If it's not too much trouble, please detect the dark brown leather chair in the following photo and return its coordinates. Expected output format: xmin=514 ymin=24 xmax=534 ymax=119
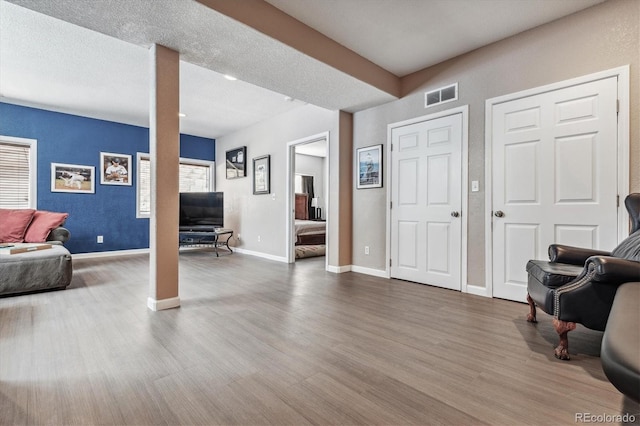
xmin=525 ymin=193 xmax=640 ymax=360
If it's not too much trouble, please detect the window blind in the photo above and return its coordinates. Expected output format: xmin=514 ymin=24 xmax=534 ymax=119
xmin=138 ymin=158 xmax=152 ymax=215
xmin=137 ymin=157 xmax=212 ymax=216
xmin=179 ymin=163 xmax=210 ymax=192
xmin=0 ymin=142 xmax=31 ymax=208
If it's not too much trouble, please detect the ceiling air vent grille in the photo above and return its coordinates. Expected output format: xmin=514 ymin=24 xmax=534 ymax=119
xmin=425 ymin=83 xmax=458 ymax=108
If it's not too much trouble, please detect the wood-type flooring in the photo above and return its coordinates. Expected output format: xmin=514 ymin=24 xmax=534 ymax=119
xmin=1 ymin=250 xmax=638 ymax=425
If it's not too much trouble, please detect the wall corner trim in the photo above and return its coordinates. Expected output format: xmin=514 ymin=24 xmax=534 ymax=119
xmin=72 ymin=248 xmax=150 ymax=259
xmin=350 ymin=265 xmax=389 ymax=278
xmin=327 ymin=264 xmax=351 ymax=274
xmin=147 ymin=296 xmax=180 ymax=311
xmin=465 ymin=284 xmax=490 ymax=298
xmin=233 ymin=247 xmax=288 ymax=263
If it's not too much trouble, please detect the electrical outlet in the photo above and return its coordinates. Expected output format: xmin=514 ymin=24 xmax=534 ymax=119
xmin=97 ymin=235 xmax=104 ymax=243
xmin=258 ymin=235 xmax=261 ymax=242
xmin=364 ymin=246 xmax=370 ymax=255
xmin=471 ymin=180 xmax=479 ymax=192
xmin=237 ymin=234 xmax=241 ymax=242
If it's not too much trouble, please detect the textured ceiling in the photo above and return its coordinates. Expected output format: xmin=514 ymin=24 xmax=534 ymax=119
xmin=265 ymin=0 xmax=606 ymax=76
xmin=1 ymin=0 xmax=605 ymax=139
xmin=0 ymin=1 xmax=312 ymax=138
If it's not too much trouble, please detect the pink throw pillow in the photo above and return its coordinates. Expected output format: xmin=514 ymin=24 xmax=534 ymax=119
xmin=23 ymin=210 xmax=69 ymax=243
xmin=0 ymin=209 xmax=36 ymax=242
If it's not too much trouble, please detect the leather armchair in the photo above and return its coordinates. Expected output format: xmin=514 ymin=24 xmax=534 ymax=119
xmin=526 ymin=193 xmax=640 ymax=360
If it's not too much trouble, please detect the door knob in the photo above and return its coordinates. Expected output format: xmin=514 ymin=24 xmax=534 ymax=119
xmin=451 ymin=211 xmax=460 ymax=218
xmin=494 ymin=210 xmax=505 ymax=218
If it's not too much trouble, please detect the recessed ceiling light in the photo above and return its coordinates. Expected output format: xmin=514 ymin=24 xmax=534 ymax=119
xmin=178 ymin=113 xmax=187 ymax=117
xmin=224 ymin=75 xmax=237 ymax=81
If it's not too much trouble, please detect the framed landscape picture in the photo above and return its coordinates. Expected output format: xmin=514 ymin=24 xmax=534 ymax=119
xmin=51 ymin=163 xmax=95 ymax=193
xmin=226 ymin=146 xmax=246 ymax=179
xmin=356 ymin=144 xmax=382 ymax=189
xmin=100 ymin=152 xmax=131 ymax=185
xmin=253 ymin=155 xmax=270 ymax=195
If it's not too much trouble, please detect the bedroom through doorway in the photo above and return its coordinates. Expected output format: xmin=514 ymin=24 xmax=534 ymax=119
xmin=287 ymin=134 xmax=328 ymax=264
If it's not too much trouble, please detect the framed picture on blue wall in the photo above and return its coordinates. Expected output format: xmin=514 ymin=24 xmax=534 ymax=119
xmin=51 ymin=163 xmax=95 ymax=194
xmin=100 ymin=152 xmax=132 ymax=186
xmin=356 ymin=144 xmax=382 ymax=189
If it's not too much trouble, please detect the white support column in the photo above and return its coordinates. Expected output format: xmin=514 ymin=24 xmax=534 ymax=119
xmin=147 ymin=44 xmax=180 ymax=311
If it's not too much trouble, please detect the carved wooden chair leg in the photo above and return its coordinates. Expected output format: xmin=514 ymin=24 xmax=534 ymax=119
xmin=552 ymin=318 xmax=576 ymax=360
xmin=526 ymin=293 xmax=537 ymax=323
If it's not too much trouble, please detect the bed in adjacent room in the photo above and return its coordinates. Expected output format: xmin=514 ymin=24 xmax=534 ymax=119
xmin=294 ymin=219 xmax=326 ymax=245
xmin=295 ymin=193 xmax=326 ymax=258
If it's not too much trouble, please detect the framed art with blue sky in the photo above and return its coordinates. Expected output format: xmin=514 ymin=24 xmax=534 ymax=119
xmin=356 ymin=144 xmax=382 ymax=189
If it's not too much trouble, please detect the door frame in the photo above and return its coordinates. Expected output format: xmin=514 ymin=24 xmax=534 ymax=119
xmin=484 ymin=65 xmax=630 ymax=298
xmin=286 ymin=131 xmax=330 ymax=267
xmin=386 ymin=105 xmax=469 ymax=292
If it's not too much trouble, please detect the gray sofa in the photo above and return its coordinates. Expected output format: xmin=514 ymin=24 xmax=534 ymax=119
xmin=0 ymin=226 xmax=73 ymax=297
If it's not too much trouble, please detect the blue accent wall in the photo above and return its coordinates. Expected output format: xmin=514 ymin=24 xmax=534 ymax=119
xmin=0 ymin=102 xmax=215 ymax=254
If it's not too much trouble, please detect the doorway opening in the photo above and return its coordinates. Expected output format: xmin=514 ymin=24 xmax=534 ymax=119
xmin=286 ymin=132 xmax=329 ymax=266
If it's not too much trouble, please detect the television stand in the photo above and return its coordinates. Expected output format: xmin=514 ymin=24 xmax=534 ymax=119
xmin=178 ymin=228 xmax=233 ymax=257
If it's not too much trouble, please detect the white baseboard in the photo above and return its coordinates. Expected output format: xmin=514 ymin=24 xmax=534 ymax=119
xmin=233 ymin=247 xmax=288 ymax=263
xmin=147 ymin=296 xmax=180 ymax=311
xmin=326 ymin=264 xmax=351 ymax=273
xmin=72 ymin=247 xmax=289 ymax=263
xmin=465 ymin=284 xmax=490 ymax=297
xmin=72 ymin=248 xmax=150 ymax=259
xmin=350 ymin=265 xmax=389 ymax=278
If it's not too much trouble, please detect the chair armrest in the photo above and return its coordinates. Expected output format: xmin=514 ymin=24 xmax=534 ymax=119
xmin=586 ymin=256 xmax=640 ymax=283
xmin=47 ymin=227 xmax=71 ymax=244
xmin=549 ymin=244 xmax=611 ymax=265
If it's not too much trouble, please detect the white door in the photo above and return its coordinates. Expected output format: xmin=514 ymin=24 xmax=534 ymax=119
xmin=391 ymin=113 xmax=462 ymax=290
xmin=491 ymin=76 xmax=619 ymax=302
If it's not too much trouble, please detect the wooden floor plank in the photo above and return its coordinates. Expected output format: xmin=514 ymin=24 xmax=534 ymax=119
xmin=0 ymin=251 xmax=637 ymax=425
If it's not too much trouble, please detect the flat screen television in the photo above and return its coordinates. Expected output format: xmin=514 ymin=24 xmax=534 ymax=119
xmin=179 ymin=192 xmax=224 ymax=231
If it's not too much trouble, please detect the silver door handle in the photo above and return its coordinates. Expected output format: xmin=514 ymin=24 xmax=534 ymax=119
xmin=494 ymin=210 xmax=504 ymax=218
xmin=451 ymin=211 xmax=460 ymax=218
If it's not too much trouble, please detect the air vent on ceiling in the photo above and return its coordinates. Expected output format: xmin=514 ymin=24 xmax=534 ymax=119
xmin=425 ymin=83 xmax=458 ymax=108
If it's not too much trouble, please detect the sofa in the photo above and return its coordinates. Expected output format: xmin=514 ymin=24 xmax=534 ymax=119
xmin=0 ymin=209 xmax=73 ymax=296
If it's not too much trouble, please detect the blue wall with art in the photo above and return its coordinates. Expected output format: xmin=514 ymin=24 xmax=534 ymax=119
xmin=0 ymin=102 xmax=215 ymax=254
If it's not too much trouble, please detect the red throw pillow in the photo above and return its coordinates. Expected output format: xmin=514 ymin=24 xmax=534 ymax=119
xmin=23 ymin=210 xmax=69 ymax=243
xmin=0 ymin=209 xmax=36 ymax=242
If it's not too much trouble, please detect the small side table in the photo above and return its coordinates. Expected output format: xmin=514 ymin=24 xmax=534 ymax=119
xmin=212 ymin=228 xmax=233 ymax=256
xmin=178 ymin=228 xmax=234 ymax=257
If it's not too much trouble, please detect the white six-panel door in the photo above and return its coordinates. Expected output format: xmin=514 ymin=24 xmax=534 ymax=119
xmin=391 ymin=113 xmax=462 ymax=290
xmin=491 ymin=76 xmax=619 ymax=302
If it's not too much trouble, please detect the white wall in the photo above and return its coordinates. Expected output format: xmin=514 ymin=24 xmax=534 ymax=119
xmin=351 ymin=0 xmax=639 ymax=284
xmin=216 ymin=104 xmax=338 ymax=260
xmin=295 ymin=152 xmax=326 ymax=219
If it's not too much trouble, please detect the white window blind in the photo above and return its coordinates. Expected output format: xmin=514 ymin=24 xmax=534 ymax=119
xmin=138 ymin=157 xmax=152 ymax=216
xmin=179 ymin=163 xmax=211 ymax=192
xmin=0 ymin=141 xmax=32 ymax=208
xmin=137 ymin=155 xmax=214 ymax=217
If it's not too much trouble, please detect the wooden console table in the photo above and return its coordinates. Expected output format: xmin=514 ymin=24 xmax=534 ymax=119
xmin=178 ymin=228 xmax=233 ymax=257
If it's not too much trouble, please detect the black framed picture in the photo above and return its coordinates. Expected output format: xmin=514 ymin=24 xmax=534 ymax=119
xmin=253 ymin=155 xmax=270 ymax=195
xmin=226 ymin=146 xmax=246 ymax=179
